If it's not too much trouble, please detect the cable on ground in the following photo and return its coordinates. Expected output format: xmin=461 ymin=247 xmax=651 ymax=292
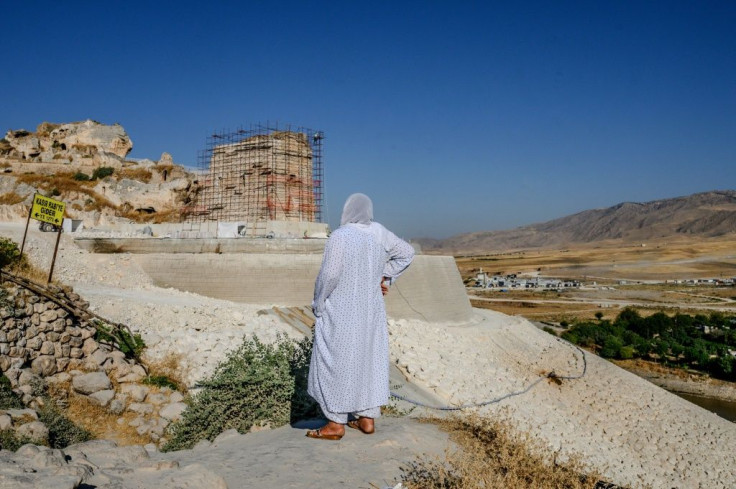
xmin=390 ymin=337 xmax=587 ymax=410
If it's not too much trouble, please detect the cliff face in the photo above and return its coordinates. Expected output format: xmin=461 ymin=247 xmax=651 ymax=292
xmin=0 ymin=120 xmax=195 ymax=226
xmin=2 ymin=120 xmax=133 ymax=168
xmin=416 ymin=190 xmax=736 ymax=255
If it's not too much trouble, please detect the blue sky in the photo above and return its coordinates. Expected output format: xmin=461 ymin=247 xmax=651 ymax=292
xmin=1 ymin=1 xmax=734 ymax=239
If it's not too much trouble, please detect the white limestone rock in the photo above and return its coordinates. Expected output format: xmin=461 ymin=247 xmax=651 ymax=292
xmin=120 ymin=383 xmax=149 ymax=402
xmin=72 ymin=371 xmax=112 ymax=395
xmin=16 ymin=421 xmax=49 ymax=445
xmin=159 ymin=402 xmax=187 ymax=422
xmin=88 ymin=389 xmax=116 ymax=407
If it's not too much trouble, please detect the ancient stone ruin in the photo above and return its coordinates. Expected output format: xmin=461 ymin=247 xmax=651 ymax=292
xmin=186 ymin=126 xmax=324 ymax=227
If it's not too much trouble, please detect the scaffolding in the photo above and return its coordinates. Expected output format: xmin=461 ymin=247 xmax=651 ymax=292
xmin=185 ymin=123 xmax=324 ymax=235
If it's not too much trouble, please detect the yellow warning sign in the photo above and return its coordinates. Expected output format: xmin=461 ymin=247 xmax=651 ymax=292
xmin=31 ymin=194 xmax=66 ymax=226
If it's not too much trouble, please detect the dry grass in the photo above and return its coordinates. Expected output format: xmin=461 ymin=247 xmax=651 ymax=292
xmin=145 ymin=353 xmax=189 ymax=394
xmin=64 ymin=392 xmax=150 ymax=446
xmin=0 ymin=191 xmax=26 ymax=205
xmin=7 ymin=259 xmax=52 ymax=284
xmin=402 ymin=415 xmax=605 ymax=489
xmin=153 ymin=163 xmax=174 ymax=175
xmin=119 ymin=206 xmax=183 ymax=224
xmin=118 ymin=167 xmax=153 ymax=183
xmin=456 ymin=236 xmax=736 ymax=282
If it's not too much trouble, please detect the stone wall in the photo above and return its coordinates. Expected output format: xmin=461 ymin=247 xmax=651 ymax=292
xmin=0 ymin=281 xmax=186 ymax=447
xmin=0 ymin=283 xmax=97 ymax=378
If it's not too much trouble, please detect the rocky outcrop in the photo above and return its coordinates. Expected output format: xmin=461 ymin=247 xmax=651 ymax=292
xmin=0 ymin=441 xmax=227 ymax=489
xmin=3 ymin=120 xmax=132 ymax=167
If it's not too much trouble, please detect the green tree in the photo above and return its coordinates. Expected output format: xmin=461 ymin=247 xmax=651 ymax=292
xmin=600 ymin=335 xmax=624 ymax=359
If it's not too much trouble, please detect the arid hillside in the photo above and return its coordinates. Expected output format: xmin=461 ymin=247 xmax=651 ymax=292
xmin=417 ymin=190 xmax=736 ymax=255
xmin=0 ymin=120 xmax=197 ymax=225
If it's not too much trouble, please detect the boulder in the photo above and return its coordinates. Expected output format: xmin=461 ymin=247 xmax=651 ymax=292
xmin=5 ymin=408 xmax=39 ymax=421
xmin=89 ymin=389 xmax=116 ymax=407
xmin=120 ymin=384 xmax=149 ymax=402
xmin=159 ymin=402 xmax=187 ymax=422
xmin=16 ymin=421 xmax=49 ymax=445
xmin=31 ymin=355 xmax=57 ymax=376
xmin=72 ymin=371 xmax=112 ymax=395
xmin=159 ymin=152 xmax=174 ymax=165
xmin=127 ymin=403 xmax=154 ymax=415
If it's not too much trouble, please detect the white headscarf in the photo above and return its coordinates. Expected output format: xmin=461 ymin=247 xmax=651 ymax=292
xmin=340 ymin=193 xmax=373 ymax=226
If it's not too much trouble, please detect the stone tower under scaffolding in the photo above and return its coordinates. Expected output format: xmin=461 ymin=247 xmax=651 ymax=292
xmin=185 ymin=124 xmax=324 ymax=236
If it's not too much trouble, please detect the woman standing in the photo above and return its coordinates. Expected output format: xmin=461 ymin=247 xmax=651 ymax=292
xmin=306 ymin=193 xmax=414 ymax=440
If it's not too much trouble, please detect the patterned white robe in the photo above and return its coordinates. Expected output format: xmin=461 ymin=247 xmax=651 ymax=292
xmin=307 ymin=222 xmax=414 ymax=415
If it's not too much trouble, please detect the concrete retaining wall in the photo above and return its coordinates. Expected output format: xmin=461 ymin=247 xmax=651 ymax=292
xmin=75 ymin=237 xmax=326 ymax=254
xmin=134 ymin=254 xmax=473 ymax=323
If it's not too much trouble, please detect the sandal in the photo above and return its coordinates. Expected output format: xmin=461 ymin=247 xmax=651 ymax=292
xmin=347 ymin=419 xmax=375 ymax=434
xmin=305 ymin=428 xmax=343 ymax=441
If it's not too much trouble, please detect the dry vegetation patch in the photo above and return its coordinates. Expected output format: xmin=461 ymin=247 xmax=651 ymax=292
xmin=0 ymin=191 xmax=26 ymax=205
xmin=144 ymin=353 xmax=189 ymax=393
xmin=402 ymin=415 xmax=606 ymax=489
xmin=118 ymin=167 xmax=153 ymax=183
xmin=65 ymin=393 xmax=149 ymax=446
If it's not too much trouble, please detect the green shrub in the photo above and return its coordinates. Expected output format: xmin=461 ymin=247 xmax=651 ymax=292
xmin=619 ymin=346 xmax=636 ymax=360
xmin=542 ymin=326 xmax=558 ymax=336
xmin=94 ymin=321 xmax=145 ymax=359
xmin=0 ymin=238 xmax=21 ymax=270
xmin=38 ymin=402 xmax=92 ymax=448
xmin=91 ymin=166 xmax=114 ymax=180
xmin=162 ymin=335 xmax=318 ymax=452
xmin=73 ymin=172 xmax=91 ymax=181
xmin=0 ymin=430 xmax=33 ymax=451
xmin=143 ymin=375 xmax=179 ymax=391
xmin=0 ymin=375 xmax=23 ymax=409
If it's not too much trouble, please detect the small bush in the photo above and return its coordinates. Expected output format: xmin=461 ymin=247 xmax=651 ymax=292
xmin=38 ymin=402 xmax=92 ymax=448
xmin=162 ymin=335 xmax=318 ymax=452
xmin=143 ymin=375 xmax=179 ymax=391
xmin=91 ymin=166 xmax=114 ymax=180
xmin=0 ymin=375 xmax=24 ymax=409
xmin=73 ymin=172 xmax=91 ymax=181
xmin=0 ymin=430 xmax=33 ymax=451
xmin=542 ymin=326 xmax=558 ymax=336
xmin=94 ymin=321 xmax=145 ymax=359
xmin=0 ymin=238 xmax=22 ymax=270
xmin=619 ymin=346 xmax=636 ymax=360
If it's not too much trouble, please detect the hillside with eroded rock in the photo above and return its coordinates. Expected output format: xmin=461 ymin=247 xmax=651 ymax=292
xmin=0 ymin=120 xmax=197 ymax=226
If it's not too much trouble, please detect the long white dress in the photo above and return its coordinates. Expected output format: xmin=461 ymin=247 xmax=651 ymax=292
xmin=307 ymin=221 xmax=414 ymax=417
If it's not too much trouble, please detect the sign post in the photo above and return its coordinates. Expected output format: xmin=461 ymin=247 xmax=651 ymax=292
xmin=26 ymin=194 xmax=66 ymax=284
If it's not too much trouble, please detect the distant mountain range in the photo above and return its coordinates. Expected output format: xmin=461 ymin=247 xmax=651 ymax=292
xmin=415 ymin=190 xmax=736 ymax=255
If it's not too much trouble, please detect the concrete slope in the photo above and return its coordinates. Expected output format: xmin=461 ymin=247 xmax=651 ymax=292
xmin=135 ymin=253 xmax=474 ymax=323
xmin=389 ymin=309 xmax=736 ymax=489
